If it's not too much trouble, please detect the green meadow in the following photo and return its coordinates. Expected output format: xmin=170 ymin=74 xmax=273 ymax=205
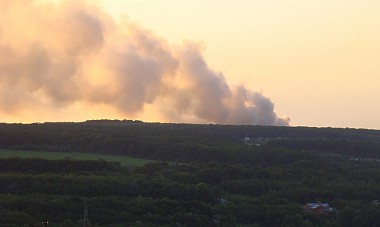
xmin=0 ymin=149 xmax=154 ymax=166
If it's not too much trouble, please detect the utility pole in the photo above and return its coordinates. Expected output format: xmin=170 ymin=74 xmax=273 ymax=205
xmin=83 ymin=203 xmax=89 ymax=227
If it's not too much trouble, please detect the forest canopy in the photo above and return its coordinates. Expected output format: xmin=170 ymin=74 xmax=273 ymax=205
xmin=1 ymin=120 xmax=380 ymax=226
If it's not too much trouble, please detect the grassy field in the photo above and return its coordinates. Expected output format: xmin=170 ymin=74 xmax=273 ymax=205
xmin=0 ymin=149 xmax=154 ymax=166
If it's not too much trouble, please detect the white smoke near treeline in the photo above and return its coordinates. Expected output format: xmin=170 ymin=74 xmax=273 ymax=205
xmin=0 ymin=0 xmax=289 ymax=126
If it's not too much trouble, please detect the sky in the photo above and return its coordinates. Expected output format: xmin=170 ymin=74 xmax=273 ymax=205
xmin=1 ymin=0 xmax=379 ymax=129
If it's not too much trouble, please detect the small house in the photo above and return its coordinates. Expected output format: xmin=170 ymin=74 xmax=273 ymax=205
xmin=303 ymin=202 xmax=334 ymax=215
xmin=371 ymin=200 xmax=380 ymax=206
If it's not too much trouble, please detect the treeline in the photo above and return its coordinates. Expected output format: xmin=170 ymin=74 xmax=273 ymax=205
xmin=0 ymin=157 xmax=122 ymax=173
xmin=268 ymin=139 xmax=380 ymax=159
xmin=1 ymin=120 xmax=380 ymax=164
xmin=3 ymin=158 xmax=380 ymax=225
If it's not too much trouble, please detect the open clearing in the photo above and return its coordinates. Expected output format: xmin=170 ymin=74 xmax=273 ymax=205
xmin=0 ymin=149 xmax=154 ymax=166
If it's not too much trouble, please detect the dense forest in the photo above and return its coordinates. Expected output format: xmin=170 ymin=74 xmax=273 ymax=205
xmin=1 ymin=120 xmax=380 ymax=226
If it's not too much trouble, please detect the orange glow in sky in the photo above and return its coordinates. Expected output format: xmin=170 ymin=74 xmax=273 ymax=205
xmin=1 ymin=0 xmax=380 ymax=129
xmin=98 ymin=0 xmax=380 ymax=129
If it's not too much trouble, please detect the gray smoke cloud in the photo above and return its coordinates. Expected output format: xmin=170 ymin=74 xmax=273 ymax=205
xmin=0 ymin=0 xmax=289 ymax=126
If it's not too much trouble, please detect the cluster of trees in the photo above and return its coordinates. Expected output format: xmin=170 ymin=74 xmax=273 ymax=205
xmin=2 ymin=120 xmax=380 ymax=225
xmin=0 ymin=157 xmax=122 ymax=173
xmin=268 ymin=138 xmax=380 ymax=159
xmin=0 ymin=120 xmax=380 ymax=163
xmin=2 ymin=157 xmax=380 ymax=225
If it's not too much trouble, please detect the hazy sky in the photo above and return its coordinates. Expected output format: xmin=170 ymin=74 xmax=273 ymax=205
xmin=97 ymin=0 xmax=380 ymax=129
xmin=1 ymin=0 xmax=379 ymax=129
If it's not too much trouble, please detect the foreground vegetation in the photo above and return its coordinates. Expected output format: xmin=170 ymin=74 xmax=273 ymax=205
xmin=1 ymin=120 xmax=380 ymax=226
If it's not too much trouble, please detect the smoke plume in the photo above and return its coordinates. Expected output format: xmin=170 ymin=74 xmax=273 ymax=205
xmin=0 ymin=0 xmax=289 ymax=126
